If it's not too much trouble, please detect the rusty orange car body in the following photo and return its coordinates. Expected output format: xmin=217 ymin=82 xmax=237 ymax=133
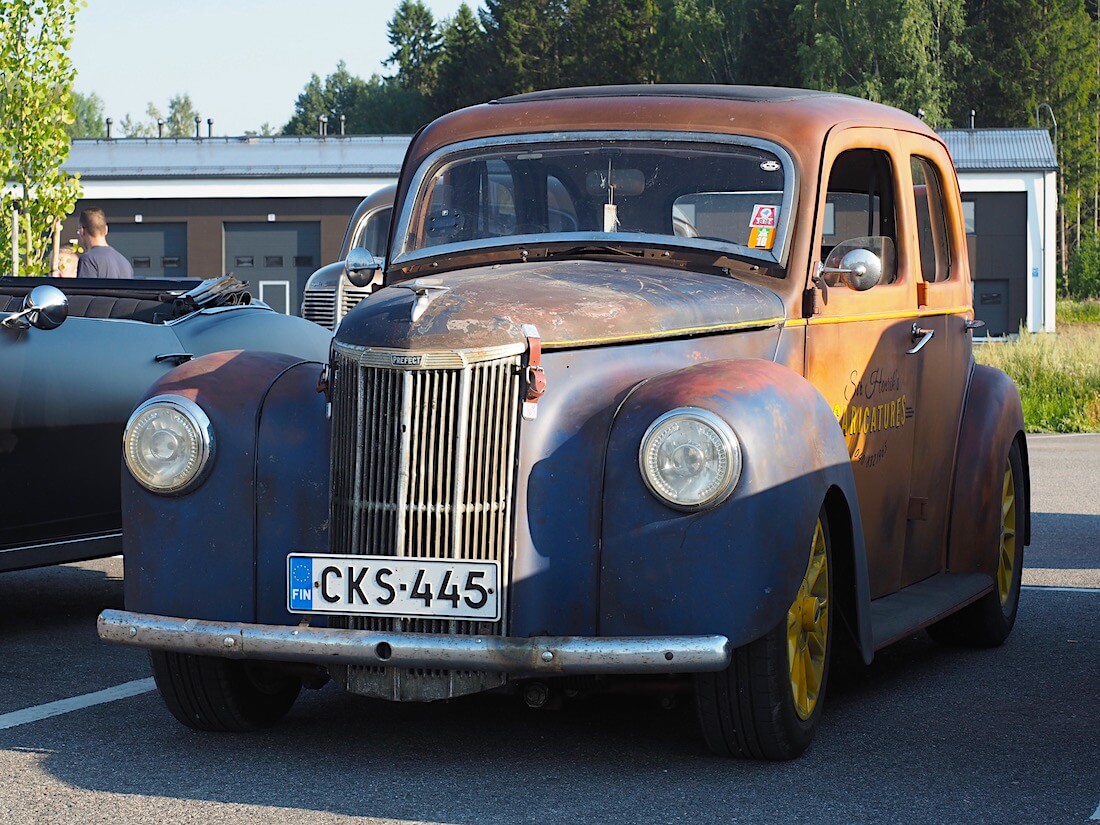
xmin=100 ymin=86 xmax=1029 ymax=760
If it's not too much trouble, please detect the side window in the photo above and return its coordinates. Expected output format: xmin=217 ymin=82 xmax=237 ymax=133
xmin=911 ymin=157 xmax=951 ymax=282
xmin=824 ymin=148 xmax=898 ymax=284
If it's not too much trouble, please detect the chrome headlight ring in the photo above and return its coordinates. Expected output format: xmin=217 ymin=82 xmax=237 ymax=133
xmin=638 ymin=407 xmax=742 ymax=511
xmin=123 ymin=395 xmax=215 ymax=495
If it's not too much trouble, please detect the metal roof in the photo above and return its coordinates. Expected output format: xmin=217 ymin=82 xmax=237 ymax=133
xmin=939 ymin=128 xmax=1057 ymax=172
xmin=64 ymin=128 xmax=1057 ymax=179
xmin=65 ymin=135 xmax=413 ymax=179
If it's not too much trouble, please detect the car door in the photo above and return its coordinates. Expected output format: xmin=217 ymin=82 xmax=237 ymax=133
xmin=0 ymin=314 xmax=184 ymax=557
xmin=899 ymin=140 xmax=973 ymax=586
xmin=802 ymin=129 xmax=921 ymax=599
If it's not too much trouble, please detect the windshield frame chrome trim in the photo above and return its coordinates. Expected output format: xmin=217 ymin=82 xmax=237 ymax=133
xmin=390 ymin=130 xmax=798 ymax=272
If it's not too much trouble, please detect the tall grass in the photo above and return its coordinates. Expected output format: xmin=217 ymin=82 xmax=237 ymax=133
xmin=975 ymin=326 xmax=1100 ymax=432
xmin=1056 ymin=299 xmax=1100 ymax=325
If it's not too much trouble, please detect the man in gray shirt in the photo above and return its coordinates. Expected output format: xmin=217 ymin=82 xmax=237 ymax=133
xmin=76 ymin=208 xmax=134 ymax=278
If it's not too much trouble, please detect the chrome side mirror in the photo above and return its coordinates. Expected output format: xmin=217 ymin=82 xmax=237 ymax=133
xmin=831 ymin=248 xmax=883 ymax=292
xmin=820 ymin=236 xmax=895 ymax=292
xmin=1 ymin=285 xmax=69 ymax=331
xmin=345 ymin=247 xmax=382 ymax=288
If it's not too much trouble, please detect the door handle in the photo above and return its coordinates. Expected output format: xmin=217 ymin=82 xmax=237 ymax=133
xmin=907 ymin=323 xmax=934 ymax=354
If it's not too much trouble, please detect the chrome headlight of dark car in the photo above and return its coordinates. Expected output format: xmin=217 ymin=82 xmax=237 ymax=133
xmin=123 ymin=396 xmax=214 ymax=494
xmin=639 ymin=407 xmax=741 ymax=510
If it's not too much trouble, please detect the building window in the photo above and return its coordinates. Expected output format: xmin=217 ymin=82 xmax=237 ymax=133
xmin=962 ymin=201 xmax=976 ymax=235
xmin=264 ymin=255 xmax=284 ymax=268
xmin=132 ymin=257 xmax=150 ymax=269
xmin=162 ymin=256 xmax=180 ymax=268
xmin=235 ymin=256 xmax=254 ymax=268
xmin=293 ymin=255 xmax=313 ymax=267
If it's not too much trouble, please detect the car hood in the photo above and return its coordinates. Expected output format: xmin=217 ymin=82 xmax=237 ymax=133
xmin=335 ymin=259 xmax=785 ymax=351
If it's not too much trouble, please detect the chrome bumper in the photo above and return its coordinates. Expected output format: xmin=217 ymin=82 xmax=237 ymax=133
xmin=97 ymin=609 xmax=731 ymax=676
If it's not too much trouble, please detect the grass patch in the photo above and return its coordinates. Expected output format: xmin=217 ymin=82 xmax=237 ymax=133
xmin=1056 ymin=299 xmax=1100 ymax=325
xmin=975 ymin=326 xmax=1100 ymax=432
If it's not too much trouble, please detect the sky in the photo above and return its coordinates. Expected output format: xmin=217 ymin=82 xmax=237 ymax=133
xmin=72 ymin=0 xmax=481 ymax=136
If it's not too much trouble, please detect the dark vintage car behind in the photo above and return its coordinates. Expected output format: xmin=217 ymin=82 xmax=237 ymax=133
xmin=301 ymin=185 xmax=394 ymax=329
xmin=0 ymin=275 xmax=331 ymax=571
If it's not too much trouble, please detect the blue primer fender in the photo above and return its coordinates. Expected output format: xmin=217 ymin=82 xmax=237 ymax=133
xmin=122 ymin=350 xmax=324 ymax=623
xmin=600 ymin=358 xmax=873 ymax=655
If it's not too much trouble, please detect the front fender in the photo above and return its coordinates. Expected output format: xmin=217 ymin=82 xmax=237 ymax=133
xmin=123 ymin=350 xmax=328 ymax=624
xmin=600 ymin=359 xmax=872 ymax=656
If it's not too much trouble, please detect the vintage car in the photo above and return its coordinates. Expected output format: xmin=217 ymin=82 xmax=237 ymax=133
xmin=0 ymin=275 xmax=331 ymax=571
xmin=99 ymin=86 xmax=1029 ymax=760
xmin=300 ymin=185 xmax=395 ymax=329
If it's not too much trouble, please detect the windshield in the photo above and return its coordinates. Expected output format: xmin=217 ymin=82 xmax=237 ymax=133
xmin=395 ymin=135 xmax=793 ymax=268
xmin=351 ymin=207 xmax=392 ymax=259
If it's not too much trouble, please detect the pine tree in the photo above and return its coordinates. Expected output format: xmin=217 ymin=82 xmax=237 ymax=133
xmin=433 ymin=3 xmax=492 ymax=112
xmin=569 ymin=0 xmax=661 ymax=85
xmin=479 ymin=0 xmax=572 ymax=98
xmin=386 ymin=0 xmax=442 ymax=97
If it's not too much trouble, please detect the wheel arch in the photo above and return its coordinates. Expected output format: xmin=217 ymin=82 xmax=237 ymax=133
xmin=822 ymin=483 xmax=874 ymax=665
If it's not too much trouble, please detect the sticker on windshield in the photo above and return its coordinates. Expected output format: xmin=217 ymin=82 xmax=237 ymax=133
xmin=749 ymin=227 xmax=776 ymax=250
xmin=750 ymin=205 xmax=779 ymax=228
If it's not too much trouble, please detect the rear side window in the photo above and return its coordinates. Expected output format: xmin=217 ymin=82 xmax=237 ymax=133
xmin=911 ymin=157 xmax=951 ymax=282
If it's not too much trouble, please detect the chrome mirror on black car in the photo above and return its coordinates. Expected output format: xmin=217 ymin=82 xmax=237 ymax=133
xmin=1 ymin=285 xmax=69 ymax=331
xmin=345 ymin=247 xmax=381 ymax=288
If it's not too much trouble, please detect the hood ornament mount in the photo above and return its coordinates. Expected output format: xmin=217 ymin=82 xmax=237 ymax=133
xmin=395 ymin=279 xmax=450 ymax=323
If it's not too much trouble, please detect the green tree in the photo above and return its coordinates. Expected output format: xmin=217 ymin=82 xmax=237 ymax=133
xmin=479 ymin=0 xmax=572 ymax=97
xmin=657 ymin=0 xmax=802 ymax=86
xmin=282 ymin=62 xmax=369 ymax=135
xmin=68 ymin=90 xmax=106 ymax=138
xmin=1067 ymin=227 xmax=1100 ymax=298
xmin=958 ymin=0 xmax=1098 ymax=269
xmin=794 ymin=0 xmax=967 ymax=127
xmin=433 ymin=3 xmax=491 ymax=112
xmin=0 ymin=0 xmax=83 ymax=277
xmin=119 ymin=94 xmax=203 ymax=137
xmin=386 ymin=0 xmax=442 ymax=96
xmin=569 ymin=0 xmax=661 ymax=85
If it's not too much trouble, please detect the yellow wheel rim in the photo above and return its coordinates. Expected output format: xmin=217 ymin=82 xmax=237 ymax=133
xmin=997 ymin=461 xmax=1017 ymax=606
xmin=787 ymin=518 xmax=829 ymax=721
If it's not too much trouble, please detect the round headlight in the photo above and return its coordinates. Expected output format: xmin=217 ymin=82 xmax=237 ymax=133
xmin=639 ymin=407 xmax=741 ymax=510
xmin=123 ymin=396 xmax=214 ymax=494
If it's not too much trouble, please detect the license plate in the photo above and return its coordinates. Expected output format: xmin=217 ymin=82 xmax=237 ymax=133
xmin=287 ymin=554 xmax=500 ymax=621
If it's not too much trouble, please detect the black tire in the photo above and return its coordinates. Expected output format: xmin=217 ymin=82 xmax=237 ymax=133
xmin=928 ymin=439 xmax=1025 ymax=647
xmin=695 ymin=508 xmax=833 ymax=760
xmin=150 ymin=651 xmax=301 ymax=732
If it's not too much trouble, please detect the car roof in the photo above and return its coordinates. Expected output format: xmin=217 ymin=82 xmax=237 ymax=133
xmin=402 ymin=84 xmax=936 ymax=195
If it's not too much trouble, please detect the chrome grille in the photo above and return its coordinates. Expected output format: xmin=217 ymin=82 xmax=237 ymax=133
xmin=338 ymin=284 xmax=372 ymax=322
xmin=302 ymin=287 xmax=337 ymax=329
xmin=328 ymin=341 xmax=524 ymax=701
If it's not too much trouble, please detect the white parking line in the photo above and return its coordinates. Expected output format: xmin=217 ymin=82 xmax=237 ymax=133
xmin=0 ymin=678 xmax=155 ymax=731
xmin=1023 ymin=585 xmax=1100 ymax=594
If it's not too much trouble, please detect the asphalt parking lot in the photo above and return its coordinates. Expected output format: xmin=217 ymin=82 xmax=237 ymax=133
xmin=0 ymin=434 xmax=1096 ymax=824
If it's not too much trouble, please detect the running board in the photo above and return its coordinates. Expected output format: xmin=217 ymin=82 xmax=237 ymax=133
xmin=870 ymin=572 xmax=993 ymax=650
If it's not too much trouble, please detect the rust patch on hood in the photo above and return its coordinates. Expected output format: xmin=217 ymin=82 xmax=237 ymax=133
xmin=336 ymin=260 xmax=785 ymax=352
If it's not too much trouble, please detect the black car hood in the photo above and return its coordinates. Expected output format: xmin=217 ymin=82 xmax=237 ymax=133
xmin=336 ymin=259 xmax=785 ymax=351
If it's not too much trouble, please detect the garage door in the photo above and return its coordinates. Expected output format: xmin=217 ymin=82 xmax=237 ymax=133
xmin=223 ymin=222 xmax=320 ymax=315
xmin=108 ymin=223 xmax=187 ymax=279
xmin=965 ymin=193 xmax=1026 ymax=336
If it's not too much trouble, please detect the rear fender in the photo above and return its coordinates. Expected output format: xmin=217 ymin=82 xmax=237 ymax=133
xmin=123 ymin=350 xmax=328 ymax=623
xmin=947 ymin=363 xmax=1030 ymax=575
xmin=600 ymin=359 xmax=873 ymax=659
